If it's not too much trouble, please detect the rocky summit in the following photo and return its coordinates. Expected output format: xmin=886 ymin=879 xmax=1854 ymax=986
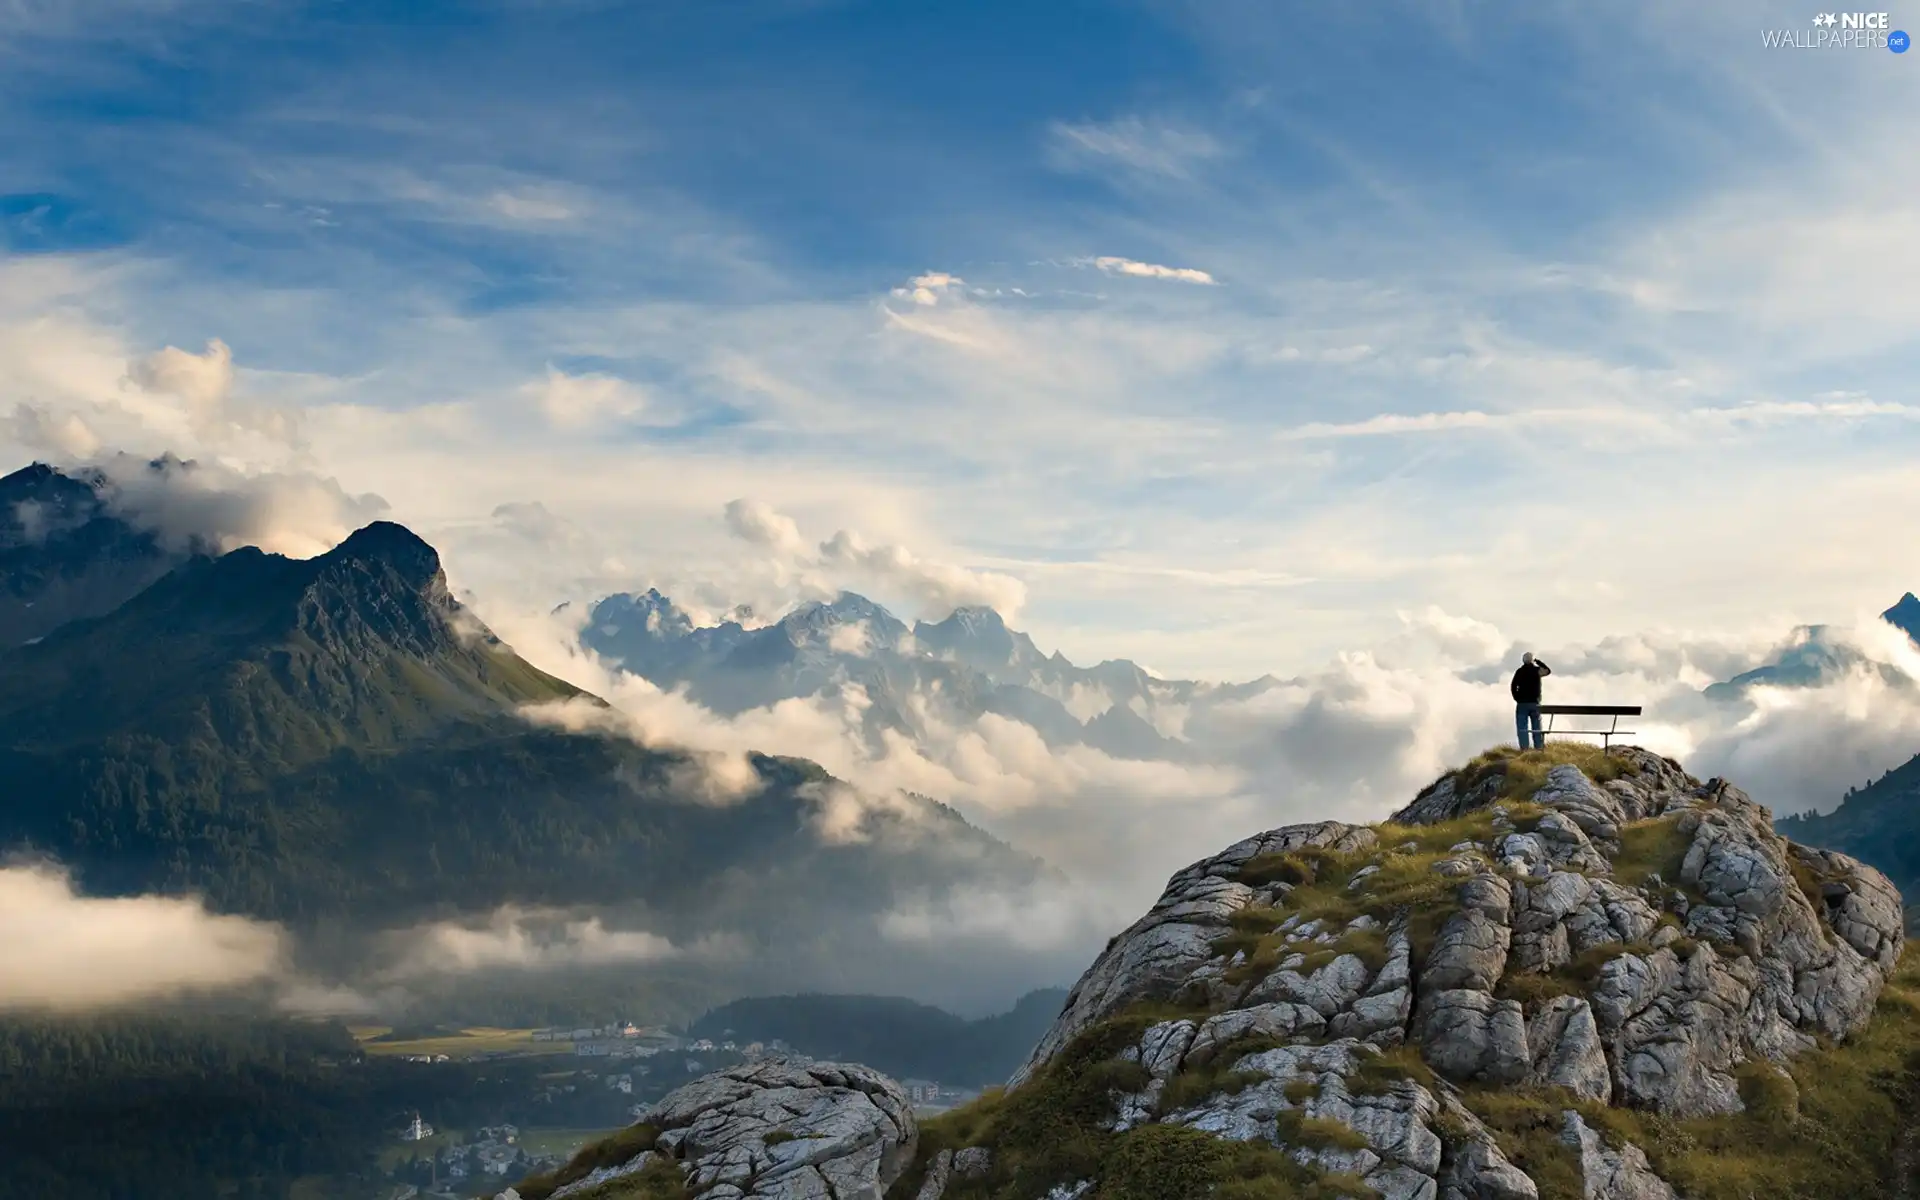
xmin=506 ymin=745 xmax=1916 ymax=1200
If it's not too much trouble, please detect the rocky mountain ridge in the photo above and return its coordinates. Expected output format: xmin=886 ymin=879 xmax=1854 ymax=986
xmin=509 ymin=746 xmax=1915 ymax=1200
xmin=579 ymin=589 xmax=1281 ymax=765
xmin=0 ymin=460 xmax=187 ymax=647
xmin=0 ymin=505 xmax=1042 ymax=933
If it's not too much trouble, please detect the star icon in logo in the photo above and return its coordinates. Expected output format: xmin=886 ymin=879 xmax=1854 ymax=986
xmin=1813 ymin=12 xmax=1837 ymax=26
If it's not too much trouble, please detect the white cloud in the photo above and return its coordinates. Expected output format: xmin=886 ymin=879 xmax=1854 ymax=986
xmin=881 ymin=879 xmax=1119 ymax=956
xmin=721 ymin=498 xmax=1028 ymax=621
xmin=827 ymin=619 xmax=873 ymax=655
xmin=382 ymin=906 xmax=680 ymax=977
xmin=1046 ymin=116 xmax=1223 ymax=179
xmin=9 ymin=401 xmax=101 ymax=459
xmin=507 ymin=584 xmax=1920 ymax=966
xmin=0 ymin=864 xmax=288 ymax=1011
xmin=94 ymin=453 xmax=391 ymax=558
xmin=127 ymin=337 xmax=233 ymax=418
xmin=723 ymin=497 xmax=810 ymax=559
xmin=816 ymin=527 xmax=1028 ymax=621
xmin=524 ymin=365 xmax=647 ymax=429
xmin=890 ymin=272 xmax=965 ymax=307
xmin=124 ymin=337 xmax=302 ymax=447
xmin=1086 ymin=257 xmax=1216 ymax=285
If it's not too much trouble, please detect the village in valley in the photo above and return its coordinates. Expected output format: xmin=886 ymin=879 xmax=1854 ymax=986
xmin=365 ymin=1021 xmax=982 ymax=1199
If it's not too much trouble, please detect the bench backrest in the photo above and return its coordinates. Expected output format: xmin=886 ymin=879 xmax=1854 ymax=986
xmin=1536 ymin=704 xmax=1641 ymax=716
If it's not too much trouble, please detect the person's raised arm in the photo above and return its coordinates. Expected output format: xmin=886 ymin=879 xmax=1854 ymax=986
xmin=1537 ymin=660 xmax=1552 ymax=676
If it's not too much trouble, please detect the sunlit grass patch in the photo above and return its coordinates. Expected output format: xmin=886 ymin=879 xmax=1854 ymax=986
xmin=888 ymin=1007 xmax=1392 ymax=1200
xmin=515 ymin=1123 xmax=662 ymax=1200
xmin=1440 ymin=744 xmax=1636 ymax=810
xmin=1373 ymin=804 xmax=1537 ymax=858
xmin=1612 ymin=815 xmax=1693 ymax=890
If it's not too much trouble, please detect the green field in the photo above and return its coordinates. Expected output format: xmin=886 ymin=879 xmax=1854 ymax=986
xmin=349 ymin=1026 xmax=572 ymax=1060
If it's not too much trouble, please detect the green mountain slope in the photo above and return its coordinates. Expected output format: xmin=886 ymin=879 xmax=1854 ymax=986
xmin=0 ymin=519 xmax=1038 ymax=926
xmin=1777 ymin=750 xmax=1920 ymax=894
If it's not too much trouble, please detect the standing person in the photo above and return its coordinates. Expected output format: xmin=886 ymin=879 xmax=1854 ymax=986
xmin=1510 ymin=652 xmax=1551 ymax=750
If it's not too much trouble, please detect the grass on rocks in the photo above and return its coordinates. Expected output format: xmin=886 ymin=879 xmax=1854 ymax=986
xmin=554 ymin=1158 xmax=695 ymax=1200
xmin=1609 ymin=814 xmax=1699 ymax=897
xmin=1495 ymin=938 xmax=1691 ymax=1007
xmin=1220 ymin=748 xmax=1639 ymax=985
xmin=514 ymin=1123 xmax=677 ymax=1200
xmin=1461 ymin=948 xmax=1920 ymax=1200
xmin=1348 ymin=1044 xmax=1438 ymax=1095
xmin=1445 ymin=743 xmax=1637 ymax=806
xmin=1452 ymin=1088 xmax=1586 ymax=1200
xmin=889 ymin=1012 xmax=1383 ymax=1200
xmin=1098 ymin=1124 xmax=1379 ymax=1200
xmin=1157 ymin=1029 xmax=1292 ymax=1111
xmin=1218 ymin=812 xmax=1520 ymax=988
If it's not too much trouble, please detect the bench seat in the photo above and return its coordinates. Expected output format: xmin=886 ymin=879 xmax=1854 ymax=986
xmin=1534 ymin=704 xmax=1640 ymax=748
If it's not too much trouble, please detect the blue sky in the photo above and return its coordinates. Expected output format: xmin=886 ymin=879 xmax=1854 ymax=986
xmin=3 ymin=0 xmax=1919 ymax=680
xmin=10 ymin=0 xmax=1920 ymax=1002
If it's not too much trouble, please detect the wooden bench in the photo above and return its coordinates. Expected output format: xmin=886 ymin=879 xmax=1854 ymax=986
xmin=1537 ymin=705 xmax=1641 ymax=749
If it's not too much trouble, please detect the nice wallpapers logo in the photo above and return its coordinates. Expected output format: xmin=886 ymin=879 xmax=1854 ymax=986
xmin=1762 ymin=12 xmax=1911 ymax=49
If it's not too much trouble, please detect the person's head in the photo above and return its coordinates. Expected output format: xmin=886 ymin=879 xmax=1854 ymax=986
xmin=1521 ymin=651 xmax=1534 ymax=665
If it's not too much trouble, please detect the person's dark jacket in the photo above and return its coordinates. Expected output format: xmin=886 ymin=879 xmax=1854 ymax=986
xmin=1510 ymin=660 xmax=1551 ymax=704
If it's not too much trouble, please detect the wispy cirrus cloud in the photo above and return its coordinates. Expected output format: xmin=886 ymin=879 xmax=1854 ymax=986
xmin=1046 ymin=115 xmax=1224 ymax=179
xmin=3 ymin=0 xmax=1918 ymax=686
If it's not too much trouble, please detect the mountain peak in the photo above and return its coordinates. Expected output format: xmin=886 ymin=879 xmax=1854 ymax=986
xmin=1 ymin=461 xmax=64 ymax=490
xmin=322 ymin=520 xmax=442 ymax=584
xmin=1884 ymin=592 xmax=1920 ymax=643
xmin=946 ymin=604 xmax=1007 ymax=629
xmin=588 ymin=589 xmax=697 ymax=642
xmin=776 ymin=592 xmax=908 ymax=643
xmin=0 ymin=461 xmax=181 ymax=647
xmin=1 ymin=461 xmax=107 ymax=534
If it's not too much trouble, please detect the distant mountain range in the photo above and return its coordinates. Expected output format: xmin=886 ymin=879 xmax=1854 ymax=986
xmin=1702 ymin=593 xmax=1920 ymax=700
xmin=0 ymin=463 xmax=1040 ymax=944
xmin=685 ymin=986 xmax=1069 ymax=1088
xmin=580 ymin=582 xmax=1920 ymax=913
xmin=578 ymin=589 xmax=1283 ymax=763
xmin=1727 ymin=593 xmax=1920 ymax=894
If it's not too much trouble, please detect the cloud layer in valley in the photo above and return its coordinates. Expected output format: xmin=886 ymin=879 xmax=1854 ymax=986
xmin=0 ymin=863 xmax=287 ymax=1010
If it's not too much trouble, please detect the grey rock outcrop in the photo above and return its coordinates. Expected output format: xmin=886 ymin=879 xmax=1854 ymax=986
xmin=1526 ymin=996 xmax=1610 ymax=1103
xmin=538 ymin=1059 xmax=916 ymax=1200
xmin=1166 ymin=1039 xmax=1449 ymax=1198
xmin=997 ymin=746 xmax=1902 ymax=1199
xmin=1560 ymin=1111 xmax=1676 ymax=1200
xmin=1009 ymin=820 xmax=1377 ymax=1089
xmin=560 ymin=750 xmax=1901 ymax=1200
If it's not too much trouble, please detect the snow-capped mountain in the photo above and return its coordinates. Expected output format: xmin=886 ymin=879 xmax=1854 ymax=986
xmin=578 ymin=589 xmax=1282 ymax=762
